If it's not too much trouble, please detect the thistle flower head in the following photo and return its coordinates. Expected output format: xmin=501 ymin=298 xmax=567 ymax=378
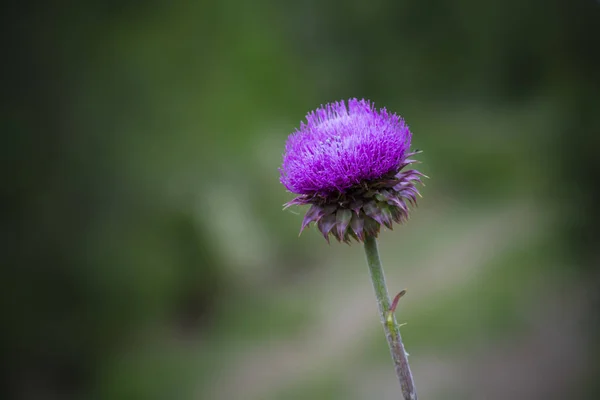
xmin=280 ymin=98 xmax=425 ymax=243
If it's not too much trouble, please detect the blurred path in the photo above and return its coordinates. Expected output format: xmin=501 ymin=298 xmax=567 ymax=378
xmin=206 ymin=202 xmax=567 ymax=400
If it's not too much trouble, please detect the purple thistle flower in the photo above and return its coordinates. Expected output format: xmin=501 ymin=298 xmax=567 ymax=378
xmin=280 ymin=98 xmax=425 ymax=243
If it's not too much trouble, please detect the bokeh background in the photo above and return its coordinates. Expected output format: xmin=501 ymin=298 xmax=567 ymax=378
xmin=3 ymin=1 xmax=600 ymax=399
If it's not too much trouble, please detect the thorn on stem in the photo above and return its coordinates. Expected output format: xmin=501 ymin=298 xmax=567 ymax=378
xmin=390 ymin=289 xmax=407 ymax=314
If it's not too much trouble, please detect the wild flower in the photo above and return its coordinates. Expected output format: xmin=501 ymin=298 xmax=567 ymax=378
xmin=280 ymin=98 xmax=424 ymax=243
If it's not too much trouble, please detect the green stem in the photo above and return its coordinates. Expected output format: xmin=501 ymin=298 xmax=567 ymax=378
xmin=364 ymin=235 xmax=417 ymax=400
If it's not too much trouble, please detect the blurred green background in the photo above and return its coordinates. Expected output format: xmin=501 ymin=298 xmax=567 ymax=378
xmin=3 ymin=1 xmax=600 ymax=399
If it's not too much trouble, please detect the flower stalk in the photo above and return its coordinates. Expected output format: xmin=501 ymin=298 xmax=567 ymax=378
xmin=364 ymin=234 xmax=417 ymax=400
xmin=279 ymin=98 xmax=425 ymax=397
